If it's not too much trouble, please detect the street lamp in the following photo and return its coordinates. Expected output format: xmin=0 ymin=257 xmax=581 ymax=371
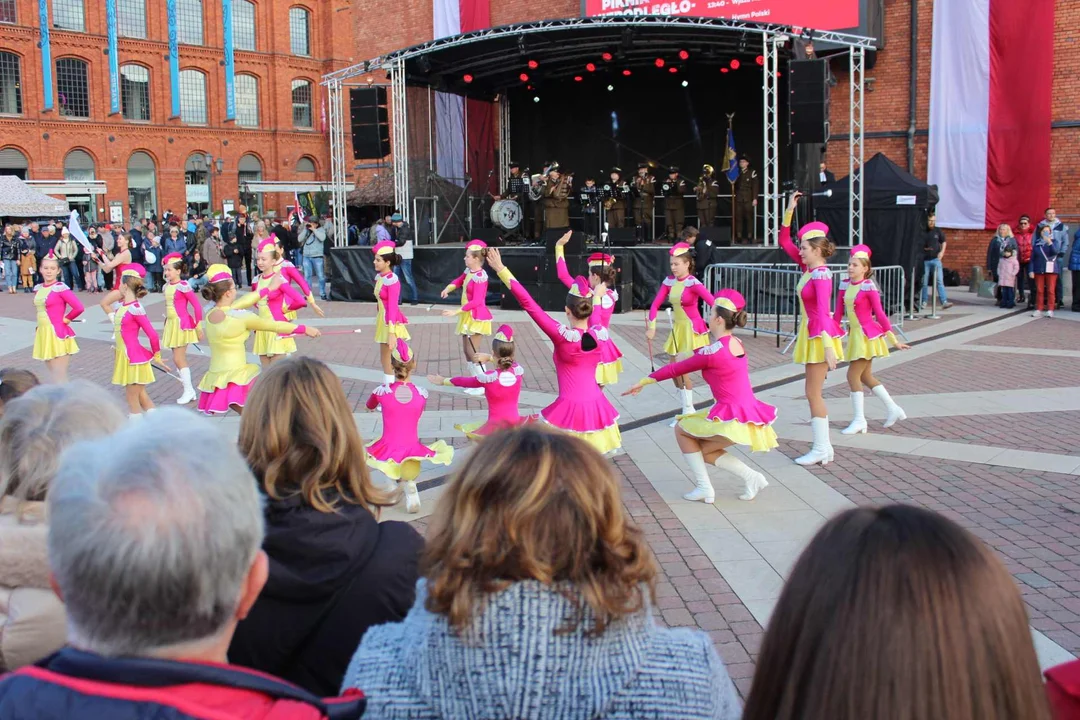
xmin=197 ymin=154 xmax=225 ymax=215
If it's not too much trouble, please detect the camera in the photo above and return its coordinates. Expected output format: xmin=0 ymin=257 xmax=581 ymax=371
xmin=781 ymin=180 xmax=803 ymax=194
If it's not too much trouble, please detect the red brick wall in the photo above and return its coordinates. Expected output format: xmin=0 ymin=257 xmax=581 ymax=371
xmin=0 ymin=0 xmax=356 ymax=221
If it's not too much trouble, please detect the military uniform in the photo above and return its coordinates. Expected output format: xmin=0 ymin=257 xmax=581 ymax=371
xmin=733 ymin=162 xmax=759 ymax=244
xmin=696 ymin=165 xmax=721 ymax=227
xmin=580 ymin=181 xmax=600 ymax=239
xmin=603 ymin=168 xmax=628 ymax=229
xmin=660 ymin=169 xmax=688 ymax=241
xmin=543 ymin=170 xmax=571 ymax=229
xmin=529 ymin=173 xmax=546 ymax=238
xmin=632 ymin=164 xmax=655 ymax=235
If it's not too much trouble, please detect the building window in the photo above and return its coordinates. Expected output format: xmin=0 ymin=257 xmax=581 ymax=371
xmin=238 ymin=153 xmax=262 ymax=213
xmin=0 ymin=147 xmax=28 ymax=179
xmin=296 ymin=156 xmax=316 ymax=177
xmin=120 ymin=64 xmax=150 ymax=121
xmin=289 ymin=7 xmax=310 ymax=56
xmin=291 ymin=79 xmax=312 ymax=128
xmin=232 ymin=0 xmax=255 ymax=51
xmin=0 ymin=52 xmax=20 ymax=115
xmin=177 ymin=0 xmax=203 ymax=45
xmin=128 ymin=151 xmax=157 ymax=221
xmin=235 ymin=74 xmax=258 ymax=128
xmin=52 ymin=0 xmax=84 ymax=31
xmin=64 ymin=149 xmax=94 ymax=181
xmin=179 ymin=69 xmax=207 ymax=125
xmin=0 ymin=0 xmax=17 ymax=24
xmin=116 ymin=0 xmax=146 ymax=38
xmin=56 ymin=57 xmax=89 ymax=118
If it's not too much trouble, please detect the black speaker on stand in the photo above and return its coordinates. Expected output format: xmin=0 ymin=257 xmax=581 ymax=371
xmin=789 ymin=59 xmax=830 ymax=145
xmin=350 ymin=87 xmax=391 ymax=159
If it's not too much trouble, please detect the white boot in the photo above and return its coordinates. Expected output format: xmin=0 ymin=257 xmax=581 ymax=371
xmin=128 ymin=412 xmax=142 ymax=420
xmin=795 ymin=417 xmax=834 ymax=466
xmin=403 ymin=480 xmax=421 ymax=513
xmin=714 ymin=453 xmax=769 ymax=501
xmin=841 ymin=392 xmax=868 ymax=435
xmin=464 ymin=364 xmax=485 ymax=395
xmin=176 ymin=367 xmax=197 ymax=404
xmin=681 ymin=388 xmax=696 ymax=415
xmin=872 ymin=385 xmax=907 ymax=428
xmin=681 ymin=452 xmax=715 ymax=503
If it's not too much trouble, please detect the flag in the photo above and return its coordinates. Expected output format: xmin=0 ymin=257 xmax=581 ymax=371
xmin=294 ymin=192 xmax=306 ymax=223
xmin=724 ymin=128 xmax=739 ymax=183
xmin=68 ymin=210 xmax=93 ymax=254
xmin=927 ymin=0 xmax=1052 ymax=229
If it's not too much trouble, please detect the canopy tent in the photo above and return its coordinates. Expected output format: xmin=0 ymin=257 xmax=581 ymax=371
xmin=0 ymin=175 xmax=69 ymax=217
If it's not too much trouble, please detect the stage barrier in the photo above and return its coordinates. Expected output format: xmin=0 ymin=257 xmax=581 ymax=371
xmin=703 ymin=263 xmax=908 ymax=352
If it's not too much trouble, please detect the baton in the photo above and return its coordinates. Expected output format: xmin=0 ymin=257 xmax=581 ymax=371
xmin=150 ymin=362 xmax=183 ymax=383
xmin=645 ymin=319 xmax=656 ymax=372
xmin=317 ymin=328 xmax=363 ymax=336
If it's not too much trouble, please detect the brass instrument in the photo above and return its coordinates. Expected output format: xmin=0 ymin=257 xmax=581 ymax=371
xmin=633 ymin=173 xmax=654 ymax=197
xmin=696 ymin=164 xmax=716 ymax=202
xmin=603 ymin=197 xmax=616 ymax=210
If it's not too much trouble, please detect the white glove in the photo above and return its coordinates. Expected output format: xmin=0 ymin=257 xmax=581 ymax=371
xmin=107 ymin=312 xmax=115 ymax=324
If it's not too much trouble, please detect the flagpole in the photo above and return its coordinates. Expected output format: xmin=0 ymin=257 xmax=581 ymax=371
xmin=727 ymin=113 xmax=736 ymax=242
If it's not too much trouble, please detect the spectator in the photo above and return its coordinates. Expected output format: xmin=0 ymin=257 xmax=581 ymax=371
xmin=17 ymin=229 xmax=36 ymax=293
xmin=987 ymin=224 xmax=1016 ymax=306
xmin=272 ymin=218 xmax=298 ymax=267
xmin=201 ymin=224 xmax=225 ymax=266
xmin=224 ymin=228 xmax=246 ymax=286
xmin=1030 ymin=224 xmax=1060 ymax=318
xmin=188 ymin=248 xmax=209 ymax=290
xmin=921 ymin=212 xmax=953 ymax=309
xmin=251 ymin=220 xmax=272 ymax=288
xmin=741 ymin=505 xmax=1051 ymax=720
xmin=998 ymin=247 xmax=1019 ymax=309
xmin=163 ymin=225 xmax=187 ymax=261
xmin=684 ymin=225 xmax=719 ymax=281
xmin=374 ymin=218 xmax=392 ymax=245
xmin=0 ymin=410 xmax=367 ymax=719
xmin=1071 ymin=226 xmax=1080 ymax=313
xmin=1015 ymin=215 xmax=1034 ymax=306
xmin=1037 ymin=208 xmax=1069 ymax=310
xmin=34 ymin=225 xmax=57 ymax=284
xmin=82 ymin=227 xmax=100 ymax=294
xmin=0 ymin=381 xmax=125 ymax=671
xmin=142 ymin=232 xmax=163 ymax=291
xmin=235 ymin=214 xmax=254 ymax=286
xmin=1 ymin=225 xmax=18 ymax=294
xmin=0 ymin=368 xmax=40 ymax=416
xmin=230 ymin=357 xmax=419 ymax=696
xmin=342 ymin=426 xmax=741 ymax=720
xmin=391 ymin=213 xmax=417 ymax=305
xmin=299 ymin=220 xmax=328 ymax=301
xmin=54 ymin=229 xmax=80 ymax=290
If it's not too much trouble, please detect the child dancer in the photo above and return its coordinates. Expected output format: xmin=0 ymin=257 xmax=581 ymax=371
xmin=161 ymin=253 xmax=204 ymax=404
xmin=427 ymin=324 xmax=529 ymax=440
xmin=779 ymin=191 xmax=845 ymax=466
xmin=554 ymin=232 xmax=624 ymax=385
xmin=372 ymin=240 xmax=410 ymax=385
xmin=111 ymin=264 xmax=166 ymax=417
xmin=271 ymin=233 xmax=324 ymax=320
xmin=365 ymin=338 xmax=454 ymax=513
xmin=197 ymin=264 xmax=320 ymax=416
xmin=486 ymin=248 xmax=623 ymax=456
xmin=834 ymin=245 xmax=911 ymax=435
xmin=246 ymin=238 xmax=308 ymax=367
xmin=646 ymin=242 xmax=715 ymax=421
xmin=32 ymin=251 xmax=84 ymax=383
xmin=625 ymin=290 xmax=777 ymax=502
xmin=441 ymin=239 xmax=493 ymax=395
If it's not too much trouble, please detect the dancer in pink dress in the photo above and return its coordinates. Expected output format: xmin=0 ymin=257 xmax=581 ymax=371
xmin=625 ymin=290 xmax=777 ymax=502
xmin=486 ymin=248 xmax=622 ymax=456
xmin=441 ymin=239 xmax=494 ymax=396
xmin=110 ymin=265 xmax=167 ymax=417
xmin=243 ymin=239 xmax=308 ymax=367
xmin=365 ymin=339 xmax=453 ymax=513
xmin=270 ymin=234 xmax=324 ymax=321
xmin=371 ymin=240 xmax=410 ymax=385
xmin=553 ymin=232 xmax=624 ymax=386
xmin=31 ymin=251 xmax=84 ymax=383
xmin=160 ymin=253 xmax=204 ymax=405
xmin=427 ymin=324 xmax=530 ymax=440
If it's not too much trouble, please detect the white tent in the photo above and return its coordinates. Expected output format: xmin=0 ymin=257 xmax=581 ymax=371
xmin=0 ymin=175 xmax=68 ymax=217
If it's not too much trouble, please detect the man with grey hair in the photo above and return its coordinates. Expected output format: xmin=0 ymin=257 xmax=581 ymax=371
xmin=0 ymin=409 xmax=366 ymax=719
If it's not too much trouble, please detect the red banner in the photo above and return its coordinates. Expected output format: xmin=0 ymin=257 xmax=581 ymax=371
xmin=582 ymin=0 xmax=859 ymax=31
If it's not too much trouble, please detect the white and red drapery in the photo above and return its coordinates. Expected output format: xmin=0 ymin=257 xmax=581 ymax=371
xmin=927 ymin=0 xmax=1054 ymax=229
xmin=433 ymin=0 xmax=497 ymax=193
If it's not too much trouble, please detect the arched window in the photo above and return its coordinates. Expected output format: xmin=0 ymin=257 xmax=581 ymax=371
xmin=179 ymin=69 xmax=207 ymax=125
xmin=291 ymin=79 xmax=312 ymax=129
xmin=0 ymin=147 xmax=28 ymax=179
xmin=120 ymin=64 xmax=150 ymax=121
xmin=289 ymin=7 xmax=310 ymax=56
xmin=238 ymin=154 xmax=263 ymax=213
xmin=184 ymin=154 xmax=211 ymax=213
xmin=232 ymin=0 xmax=255 ymax=51
xmin=296 ymin=156 xmax=316 ymax=177
xmin=127 ymin=151 xmax=157 ymax=221
xmin=0 ymin=51 xmax=21 ymax=115
xmin=235 ymin=73 xmax=258 ymax=128
xmin=56 ymin=57 xmax=89 ymax=118
xmin=116 ymin=0 xmax=146 ymax=38
xmin=51 ymin=0 xmax=84 ymax=31
xmin=177 ymin=0 xmax=203 ymax=45
xmin=64 ymin=149 xmax=94 ymax=181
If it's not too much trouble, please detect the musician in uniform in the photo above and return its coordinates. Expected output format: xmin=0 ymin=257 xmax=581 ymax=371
xmin=733 ymin=155 xmax=759 ymax=244
xmin=695 ymin=164 xmax=721 ymax=228
xmin=491 ymin=160 xmax=526 ymax=236
xmin=660 ymin=166 xmax=688 ymax=242
xmin=543 ymin=163 xmax=571 ymax=229
xmin=529 ymin=165 xmax=548 ymax=239
xmin=604 ymin=167 xmax=627 ymax=229
xmin=632 ymin=163 xmax=655 ymax=237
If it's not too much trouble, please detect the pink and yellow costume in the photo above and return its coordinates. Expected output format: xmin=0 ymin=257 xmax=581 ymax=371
xmin=31 ymin=280 xmax=83 ymax=361
xmin=161 ymin=255 xmax=203 ymax=349
xmin=372 ymin=241 xmax=410 ymax=344
xmin=444 ymin=325 xmax=530 ymax=440
xmin=244 ymin=269 xmax=307 ymax=357
xmin=648 ymin=243 xmax=715 ymax=356
xmin=640 ymin=291 xmax=778 ymax=453
xmin=365 ymin=340 xmax=453 ymax=479
xmin=111 ymin=266 xmax=161 ymax=387
xmin=556 ymin=248 xmax=624 ymax=385
xmin=495 ymin=266 xmax=622 ymax=455
xmin=270 ymin=236 xmax=316 ymax=321
xmin=834 ymin=245 xmax=901 ymax=361
xmin=778 ymin=214 xmax=845 ymax=365
xmin=444 ymin=240 xmax=494 ymax=336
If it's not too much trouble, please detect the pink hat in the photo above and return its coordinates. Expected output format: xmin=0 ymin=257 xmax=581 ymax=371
xmin=162 ymin=252 xmax=184 ymax=267
xmin=494 ymin=324 xmax=514 ymax=342
xmin=372 ymin=240 xmax=396 ymax=257
xmin=466 ymin=239 xmax=488 ymax=252
xmin=257 ymin=237 xmax=277 ymax=253
xmin=588 ymin=252 xmax=615 ymax=267
xmin=851 ymin=244 xmax=872 ymax=259
xmin=391 ymin=337 xmax=412 ymax=363
xmin=713 ymin=288 xmax=746 ymax=313
xmin=567 ymin=276 xmax=593 ymax=299
xmin=798 ymin=221 xmax=830 ymax=241
xmin=121 ymin=263 xmax=147 ymax=279
xmin=670 ymin=242 xmax=691 ymax=257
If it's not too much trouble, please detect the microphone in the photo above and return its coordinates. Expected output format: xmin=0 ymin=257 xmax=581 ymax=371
xmin=811 ymin=189 xmax=833 ymax=198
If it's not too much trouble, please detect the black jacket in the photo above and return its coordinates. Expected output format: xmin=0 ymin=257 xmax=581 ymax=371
xmin=229 ymin=493 xmax=423 ymax=697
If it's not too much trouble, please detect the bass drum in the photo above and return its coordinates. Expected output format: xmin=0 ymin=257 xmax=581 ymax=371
xmin=490 ymin=199 xmax=522 ymax=230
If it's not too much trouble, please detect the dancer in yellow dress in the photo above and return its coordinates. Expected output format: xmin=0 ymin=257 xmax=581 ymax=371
xmin=371 ymin=240 xmax=410 ymax=386
xmin=31 ymin=251 xmax=83 ymax=382
xmin=441 ymin=240 xmax=494 ymax=396
xmin=160 ymin=253 xmax=204 ymax=405
xmin=111 ymin=265 xmax=166 ymax=417
xmin=247 ymin=239 xmax=308 ymax=368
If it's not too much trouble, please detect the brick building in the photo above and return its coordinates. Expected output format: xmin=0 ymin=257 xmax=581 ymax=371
xmin=0 ymin=0 xmax=357 ymax=224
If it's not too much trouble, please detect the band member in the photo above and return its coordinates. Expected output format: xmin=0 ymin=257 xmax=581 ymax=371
xmin=543 ymin=164 xmax=571 ymax=229
xmin=603 ymin=167 xmax=628 ymax=229
xmin=734 ymin=156 xmax=759 ymax=244
xmin=661 ymin=167 xmax=688 ymax=242
xmin=498 ymin=160 xmax=527 ymax=200
xmin=696 ymin=164 xmax=721 ymax=227
xmin=529 ymin=169 xmax=546 ymax=238
xmin=580 ymin=177 xmax=601 ymax=239
xmin=633 ymin=163 xmax=656 ymax=235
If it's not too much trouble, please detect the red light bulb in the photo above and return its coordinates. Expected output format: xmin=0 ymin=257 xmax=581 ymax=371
xmin=601 ymin=52 xmax=613 ymax=61
xmin=730 ymin=59 xmax=740 ymax=70
xmin=668 ymin=67 xmax=677 ymax=74
xmin=720 ymin=68 xmax=729 ymax=74
xmin=755 ymin=55 xmax=765 ymax=66
xmin=622 ymin=69 xmax=632 ymax=76
xmin=654 ymin=58 xmax=665 ymax=68
xmin=527 ymin=60 xmax=539 ymax=69
xmin=586 ymin=63 xmax=596 ymax=72
xmin=678 ymin=50 xmax=689 ymax=60
xmin=519 ymin=73 xmax=529 ymax=82
xmin=574 ymin=75 xmax=583 ymax=82
xmin=463 ymin=74 xmax=473 ymax=83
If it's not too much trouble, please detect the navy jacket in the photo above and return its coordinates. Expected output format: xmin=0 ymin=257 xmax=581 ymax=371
xmin=1031 ymin=236 xmax=1060 ymax=275
xmin=1070 ymin=229 xmax=1080 ymax=272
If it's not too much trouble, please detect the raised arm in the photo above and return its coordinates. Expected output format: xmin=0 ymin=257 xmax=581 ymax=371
xmin=282 ymin=263 xmax=313 ymax=299
xmin=554 ymin=244 xmax=574 ymax=289
xmin=778 ymin=212 xmax=803 ymax=268
xmin=233 ymin=288 xmax=266 ymax=311
xmin=460 ymin=271 xmax=489 ymax=313
xmin=647 ymin=280 xmax=672 ymax=327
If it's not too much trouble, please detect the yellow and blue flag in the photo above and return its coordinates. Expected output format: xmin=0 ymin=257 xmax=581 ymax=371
xmin=724 ymin=128 xmax=739 ymax=183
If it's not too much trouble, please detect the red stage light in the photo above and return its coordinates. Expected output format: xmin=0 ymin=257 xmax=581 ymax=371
xmin=586 ymin=63 xmax=596 ymax=72
xmin=678 ymin=50 xmax=689 ymax=60
xmin=519 ymin=73 xmax=529 ymax=82
xmin=755 ymin=55 xmax=765 ymax=66
xmin=730 ymin=59 xmax=741 ymax=70
xmin=574 ymin=75 xmax=583 ymax=82
xmin=601 ymin=52 xmax=613 ymax=61
xmin=654 ymin=58 xmax=665 ymax=68
xmin=527 ymin=60 xmax=539 ymax=69
xmin=462 ymin=73 xmax=473 ymax=83
xmin=776 ymin=71 xmax=782 ymax=77
xmin=720 ymin=68 xmax=729 ymax=74
xmin=622 ymin=69 xmax=632 ymax=76
xmin=668 ymin=67 xmax=677 ymax=74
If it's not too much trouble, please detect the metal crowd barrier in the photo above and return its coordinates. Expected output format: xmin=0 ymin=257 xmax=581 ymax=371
xmin=703 ymin=263 xmax=908 ymax=352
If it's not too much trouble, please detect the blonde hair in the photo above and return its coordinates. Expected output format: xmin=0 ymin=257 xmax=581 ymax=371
xmin=391 ymin=354 xmax=416 ymax=382
xmin=239 ymin=357 xmax=396 ymax=513
xmin=422 ymin=426 xmax=656 ymax=636
xmin=0 ymin=381 xmax=126 ymax=505
xmin=851 ymin=256 xmax=874 ymax=281
xmin=998 ymin=224 xmax=1013 ymax=237
xmin=123 ymin=274 xmax=148 ymax=300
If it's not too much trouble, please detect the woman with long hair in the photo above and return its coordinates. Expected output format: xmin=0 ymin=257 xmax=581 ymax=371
xmin=440 ymin=239 xmax=493 ymax=395
xmin=110 ymin=264 xmax=166 ymax=417
xmin=342 ymin=426 xmax=741 ymax=720
xmin=31 ymin=251 xmax=83 ymax=383
xmin=371 ymin=240 xmax=410 ymax=385
xmin=743 ymin=505 xmax=1052 ymax=720
xmin=230 ymin=356 xmax=422 ymax=697
xmin=97 ymin=232 xmax=133 ymax=291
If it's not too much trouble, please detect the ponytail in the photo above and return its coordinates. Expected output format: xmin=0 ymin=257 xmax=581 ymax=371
xmin=492 ymin=339 xmax=515 ymax=371
xmin=715 ymin=306 xmax=747 ymax=330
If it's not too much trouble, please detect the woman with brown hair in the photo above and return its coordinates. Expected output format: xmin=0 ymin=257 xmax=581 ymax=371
xmin=743 ymin=504 xmax=1052 ymax=720
xmin=230 ymin=356 xmax=422 ymax=698
xmin=342 ymin=426 xmax=741 ymax=720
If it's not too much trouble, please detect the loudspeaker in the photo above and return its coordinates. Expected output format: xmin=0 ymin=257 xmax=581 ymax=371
xmin=606 ymin=227 xmax=640 ymax=247
xmin=350 ymin=87 xmax=391 ymax=159
xmin=543 ymin=228 xmax=584 ymax=254
xmin=699 ymin=225 xmax=732 ymax=248
xmin=789 ymin=59 xmax=830 ymax=144
xmin=469 ymin=228 xmax=505 ymax=246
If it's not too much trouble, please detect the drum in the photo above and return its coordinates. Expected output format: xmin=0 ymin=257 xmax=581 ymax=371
xmin=490 ymin=199 xmax=522 ymax=230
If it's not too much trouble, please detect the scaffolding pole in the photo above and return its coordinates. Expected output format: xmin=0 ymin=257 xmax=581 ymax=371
xmin=391 ymin=58 xmax=410 ymax=222
xmin=499 ymin=95 xmax=511 ymax=193
xmin=327 ymin=79 xmax=348 ymax=248
xmin=762 ymin=33 xmax=782 ymax=247
xmin=849 ymin=45 xmax=865 ymax=246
